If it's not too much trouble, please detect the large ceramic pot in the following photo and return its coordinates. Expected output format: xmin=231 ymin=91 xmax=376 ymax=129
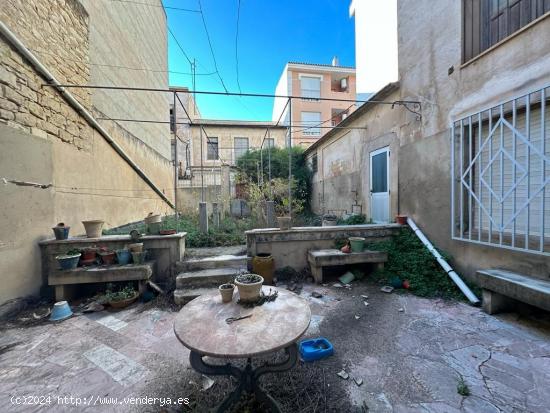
xmin=234 ymin=274 xmax=264 ymax=303
xmin=82 ymin=220 xmax=104 ymax=238
xmin=252 ymin=254 xmax=274 ymax=284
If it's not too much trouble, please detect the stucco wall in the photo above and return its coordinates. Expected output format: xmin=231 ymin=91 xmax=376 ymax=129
xmin=81 ymin=0 xmax=171 ymax=160
xmin=0 ymin=0 xmax=173 ymax=304
xmin=308 ymin=87 xmax=402 ymax=219
xmin=397 ymin=1 xmax=550 ymax=280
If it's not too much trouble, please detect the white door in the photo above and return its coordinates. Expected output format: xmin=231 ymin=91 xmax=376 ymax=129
xmin=370 ymin=147 xmax=390 ymax=223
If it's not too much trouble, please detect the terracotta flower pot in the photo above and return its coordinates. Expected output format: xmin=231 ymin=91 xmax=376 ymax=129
xmin=219 ymin=283 xmax=235 ymax=303
xmin=235 ymin=274 xmax=264 ymax=303
xmin=99 ymin=251 xmax=116 ymax=265
xmin=396 ymin=215 xmax=408 ymax=225
xmin=82 ymin=220 xmax=104 ymax=238
xmin=109 ymin=292 xmax=139 ymax=309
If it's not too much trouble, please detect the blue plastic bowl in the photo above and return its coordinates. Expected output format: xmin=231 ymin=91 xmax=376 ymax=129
xmin=50 ymin=301 xmax=73 ymax=321
xmin=299 ymin=337 xmax=334 ymax=362
xmin=56 ymin=253 xmax=81 ymax=270
xmin=116 ymin=249 xmax=131 ymax=265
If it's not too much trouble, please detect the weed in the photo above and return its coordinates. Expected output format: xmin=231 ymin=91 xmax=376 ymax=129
xmin=337 ymin=214 xmax=368 ymax=225
xmin=457 ymin=377 xmax=470 ymax=396
xmin=368 ymin=227 xmax=479 ymax=300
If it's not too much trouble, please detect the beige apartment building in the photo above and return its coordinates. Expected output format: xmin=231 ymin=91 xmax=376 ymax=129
xmin=272 ymin=59 xmax=356 ymax=147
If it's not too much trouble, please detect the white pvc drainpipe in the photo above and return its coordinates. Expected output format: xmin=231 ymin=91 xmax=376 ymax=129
xmin=407 ymin=217 xmax=480 ymax=305
xmin=0 ymin=20 xmax=174 ymax=209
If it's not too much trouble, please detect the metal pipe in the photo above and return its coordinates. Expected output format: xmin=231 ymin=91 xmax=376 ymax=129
xmin=407 ymin=217 xmax=480 ymax=305
xmin=173 ymin=91 xmax=179 ymax=231
xmin=0 ymin=20 xmax=174 ymax=209
xmin=288 ymin=98 xmax=292 ymax=217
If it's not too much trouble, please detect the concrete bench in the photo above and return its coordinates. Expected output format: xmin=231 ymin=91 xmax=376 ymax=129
xmin=307 ymin=249 xmax=388 ymax=283
xmin=477 ymin=269 xmax=550 ymax=314
xmin=49 ymin=262 xmax=154 ymax=301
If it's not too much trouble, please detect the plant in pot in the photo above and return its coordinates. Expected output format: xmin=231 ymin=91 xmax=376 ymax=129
xmin=52 ymin=222 xmax=70 ymax=240
xmin=219 ymin=283 xmax=235 ymax=303
xmin=98 ymin=246 xmax=116 ymax=265
xmin=234 ymin=273 xmax=264 ymax=303
xmin=104 ymin=283 xmax=139 ymax=308
xmin=80 ymin=247 xmax=98 ymax=266
xmin=56 ymin=249 xmax=81 ymax=270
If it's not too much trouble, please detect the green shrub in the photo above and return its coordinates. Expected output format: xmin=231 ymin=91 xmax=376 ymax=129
xmin=337 ymin=214 xmax=368 ymax=225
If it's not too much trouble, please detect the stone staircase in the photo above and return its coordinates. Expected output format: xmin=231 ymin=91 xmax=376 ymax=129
xmin=173 ymin=246 xmax=249 ymax=305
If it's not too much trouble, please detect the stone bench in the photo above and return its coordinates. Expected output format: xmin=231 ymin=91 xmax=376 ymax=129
xmin=477 ymin=269 xmax=550 ymax=314
xmin=49 ymin=262 xmax=154 ymax=301
xmin=307 ymin=249 xmax=388 ymax=283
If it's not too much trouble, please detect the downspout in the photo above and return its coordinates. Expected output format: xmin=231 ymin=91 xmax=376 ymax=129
xmin=407 ymin=217 xmax=480 ymax=305
xmin=0 ymin=20 xmax=174 ymax=209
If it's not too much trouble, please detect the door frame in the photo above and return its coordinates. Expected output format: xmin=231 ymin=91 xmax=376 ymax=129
xmin=369 ymin=146 xmax=390 ymax=223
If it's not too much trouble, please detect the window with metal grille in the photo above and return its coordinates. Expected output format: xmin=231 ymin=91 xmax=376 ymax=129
xmin=169 ymin=107 xmax=175 ymax=133
xmin=234 ymin=137 xmax=249 ymax=161
xmin=451 ymin=85 xmax=550 ymax=255
xmin=300 ymin=76 xmax=321 ymax=100
xmin=311 ymin=153 xmax=318 ymax=173
xmin=207 ymin=137 xmax=218 ymax=160
xmin=463 ymin=0 xmax=550 ymax=62
xmin=301 ymin=111 xmax=321 ymax=136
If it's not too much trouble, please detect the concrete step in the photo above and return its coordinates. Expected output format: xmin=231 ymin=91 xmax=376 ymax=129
xmin=174 ymin=287 xmax=217 ymax=306
xmin=175 ymin=267 xmax=239 ymax=289
xmin=185 ymin=245 xmax=247 ymax=259
xmin=175 ymin=255 xmax=249 ymax=272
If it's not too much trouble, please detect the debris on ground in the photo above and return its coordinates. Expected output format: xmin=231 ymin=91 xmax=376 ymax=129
xmin=311 ymin=291 xmax=323 ymax=299
xmin=339 ymin=271 xmax=355 ymax=284
xmin=364 ymin=302 xmax=369 ymax=306
xmin=201 ymin=375 xmax=215 ymax=391
xmin=337 ymin=370 xmax=349 ymax=380
xmin=380 ymin=285 xmax=394 ymax=293
xmin=32 ymin=308 xmax=51 ymax=320
xmin=354 ymin=377 xmax=364 ymax=386
xmin=82 ymin=302 xmax=104 ymax=313
xmin=361 ymin=294 xmax=369 ymax=299
xmin=355 ymin=315 xmax=361 ymax=320
xmin=398 ymin=308 xmax=405 ymax=313
xmin=333 ymin=283 xmax=343 ymax=288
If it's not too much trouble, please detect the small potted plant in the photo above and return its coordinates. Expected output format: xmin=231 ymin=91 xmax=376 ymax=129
xmin=80 ymin=247 xmax=98 ymax=266
xmin=219 ymin=283 xmax=235 ymax=303
xmin=104 ymin=283 xmax=139 ymax=308
xmin=234 ymin=273 xmax=264 ymax=303
xmin=56 ymin=249 xmax=81 ymax=270
xmin=98 ymin=247 xmax=116 ymax=265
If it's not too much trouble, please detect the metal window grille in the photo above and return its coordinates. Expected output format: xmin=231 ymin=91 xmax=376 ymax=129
xmin=207 ymin=137 xmax=219 ymax=160
xmin=234 ymin=137 xmax=249 ymax=161
xmin=451 ymin=84 xmax=550 ymax=255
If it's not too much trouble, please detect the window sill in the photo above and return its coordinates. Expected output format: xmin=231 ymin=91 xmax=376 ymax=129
xmin=461 ymin=12 xmax=549 ymax=69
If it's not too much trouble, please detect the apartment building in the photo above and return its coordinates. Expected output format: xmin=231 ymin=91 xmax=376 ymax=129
xmin=272 ymin=59 xmax=356 ymax=148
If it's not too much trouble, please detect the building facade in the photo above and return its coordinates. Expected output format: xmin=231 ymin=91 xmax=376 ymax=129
xmin=272 ymin=61 xmax=356 ymax=148
xmin=306 ymin=1 xmax=550 ymax=287
xmin=0 ymin=0 xmax=173 ymax=305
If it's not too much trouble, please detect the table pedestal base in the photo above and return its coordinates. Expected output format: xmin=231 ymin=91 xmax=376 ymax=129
xmin=190 ymin=343 xmax=298 ymax=412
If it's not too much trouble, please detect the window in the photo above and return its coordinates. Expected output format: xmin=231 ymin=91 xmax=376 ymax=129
xmin=265 ymin=138 xmax=275 ymax=148
xmin=301 ymin=111 xmax=322 ymax=136
xmin=463 ymin=0 xmax=550 ymax=62
xmin=300 ymin=75 xmax=321 ymax=100
xmin=207 ymin=137 xmax=218 ymax=160
xmin=451 ymin=85 xmax=550 ymax=255
xmin=169 ymin=107 xmax=175 ymax=133
xmin=311 ymin=153 xmax=318 ymax=173
xmin=234 ymin=137 xmax=249 ymax=160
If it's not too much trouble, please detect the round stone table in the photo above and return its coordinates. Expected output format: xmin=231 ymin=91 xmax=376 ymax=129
xmin=174 ymin=286 xmax=311 ymax=412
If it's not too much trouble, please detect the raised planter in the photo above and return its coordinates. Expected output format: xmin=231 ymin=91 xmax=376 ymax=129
xmin=234 ymin=274 xmax=264 ymax=303
xmin=82 ymin=220 xmax=104 ymax=238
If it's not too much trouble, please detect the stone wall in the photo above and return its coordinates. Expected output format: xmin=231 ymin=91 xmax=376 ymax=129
xmin=0 ymin=0 xmax=174 ymax=305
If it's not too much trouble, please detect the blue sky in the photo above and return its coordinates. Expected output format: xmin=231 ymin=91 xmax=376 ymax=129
xmin=164 ymin=0 xmax=355 ymax=121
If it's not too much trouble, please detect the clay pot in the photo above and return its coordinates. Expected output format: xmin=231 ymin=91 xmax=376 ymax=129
xmin=82 ymin=220 xmax=104 ymax=238
xmin=252 ymin=254 xmax=274 ymax=285
xmin=128 ymin=243 xmax=143 ymax=253
xmin=277 ymin=216 xmax=292 ymax=230
xmin=219 ymin=283 xmax=235 ymax=303
xmin=99 ymin=251 xmax=116 ymax=265
xmin=80 ymin=247 xmax=98 ymax=266
xmin=109 ymin=292 xmax=139 ymax=309
xmin=52 ymin=223 xmax=70 ymax=240
xmin=395 ymin=215 xmax=408 ymax=225
xmin=234 ymin=274 xmax=264 ymax=303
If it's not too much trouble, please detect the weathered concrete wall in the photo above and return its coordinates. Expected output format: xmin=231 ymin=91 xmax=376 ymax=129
xmin=0 ymin=0 xmax=173 ymax=304
xmin=81 ymin=0 xmax=171 ymax=160
xmin=246 ymin=224 xmax=401 ymax=271
xmin=397 ymin=1 xmax=550 ymax=280
xmin=307 ymin=87 xmax=402 ymax=220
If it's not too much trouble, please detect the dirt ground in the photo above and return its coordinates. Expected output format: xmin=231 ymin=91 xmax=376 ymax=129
xmin=1 ymin=279 xmax=549 ymax=413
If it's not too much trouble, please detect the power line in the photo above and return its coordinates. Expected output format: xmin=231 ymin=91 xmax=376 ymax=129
xmin=292 ymin=103 xmax=357 ymax=134
xmin=167 ymin=26 xmax=193 ymax=66
xmin=235 ymin=0 xmax=242 ymax=94
xmin=197 ymin=0 xmax=229 ymax=93
xmin=108 ymin=0 xmax=200 ymax=13
xmin=30 ymin=48 xmax=216 ymax=77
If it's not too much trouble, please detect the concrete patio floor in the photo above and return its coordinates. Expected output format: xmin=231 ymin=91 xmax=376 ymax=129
xmin=1 ymin=281 xmax=549 ymax=412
